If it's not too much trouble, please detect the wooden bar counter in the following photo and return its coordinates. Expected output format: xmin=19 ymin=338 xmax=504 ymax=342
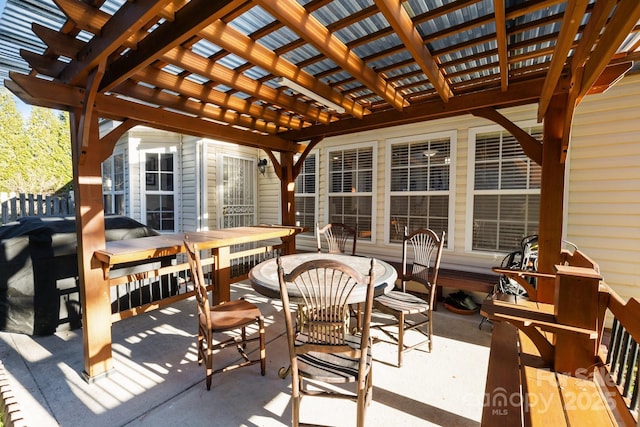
xmin=94 ymin=225 xmax=302 ymax=304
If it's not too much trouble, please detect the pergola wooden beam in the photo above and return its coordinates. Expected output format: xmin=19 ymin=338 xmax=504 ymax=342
xmin=537 ymin=0 xmax=590 ymax=122
xmin=7 ymin=72 xmax=299 ymax=153
xmin=137 ymin=67 xmax=306 ymax=130
xmin=579 ymin=0 xmax=640 ymax=100
xmin=159 ymin=47 xmax=333 ymax=125
xmin=284 ymin=77 xmax=545 ymax=141
xmin=200 ymin=20 xmax=367 ymax=119
xmin=115 ymin=80 xmax=280 ymax=134
xmin=255 ymin=0 xmax=408 ymax=111
xmin=99 ymin=0 xmax=246 ymax=92
xmin=31 ymin=22 xmax=85 ymax=59
xmin=494 ymin=0 xmax=509 ymax=91
xmin=374 ymin=0 xmax=453 ymax=102
xmin=59 ymin=0 xmax=174 ymax=86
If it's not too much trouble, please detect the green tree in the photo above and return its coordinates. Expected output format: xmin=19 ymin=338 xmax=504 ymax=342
xmin=0 ymin=89 xmax=27 ymax=192
xmin=0 ymin=89 xmax=72 ymax=194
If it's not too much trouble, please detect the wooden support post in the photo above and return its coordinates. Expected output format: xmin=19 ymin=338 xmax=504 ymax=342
xmin=70 ymin=109 xmax=113 ymax=381
xmin=537 ymin=93 xmax=569 ymax=303
xmin=279 ymin=151 xmax=297 ymax=254
xmin=553 ymin=265 xmax=602 ymax=376
xmin=212 ymin=246 xmax=231 ymax=305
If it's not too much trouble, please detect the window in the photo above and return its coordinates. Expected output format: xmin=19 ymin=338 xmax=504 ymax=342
xmin=294 ymin=152 xmax=317 ymax=235
xmin=327 ymin=144 xmax=374 ymax=240
xmin=468 ymin=124 xmax=542 ymax=252
xmin=144 ymin=151 xmax=175 ymax=232
xmin=387 ymin=132 xmax=454 ymax=244
xmin=102 ymin=152 xmax=125 ymax=215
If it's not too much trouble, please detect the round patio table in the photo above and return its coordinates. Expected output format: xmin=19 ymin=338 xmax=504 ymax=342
xmin=249 ymin=253 xmax=398 ymax=303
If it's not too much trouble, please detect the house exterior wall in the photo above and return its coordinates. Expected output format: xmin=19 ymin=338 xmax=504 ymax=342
xmin=567 ymin=73 xmax=640 ymax=300
xmin=294 ymin=106 xmax=541 ymax=270
xmin=106 ymin=74 xmax=639 ymax=301
xmin=291 ymin=73 xmax=640 ymax=301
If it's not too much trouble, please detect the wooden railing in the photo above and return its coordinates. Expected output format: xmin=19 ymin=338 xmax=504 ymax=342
xmin=481 ymin=250 xmax=640 ymax=426
xmin=0 ymin=192 xmax=75 ymax=225
xmin=108 ymin=242 xmax=283 ymax=322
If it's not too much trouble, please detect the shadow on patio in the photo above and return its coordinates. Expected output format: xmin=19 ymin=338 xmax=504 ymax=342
xmin=0 ymin=281 xmax=491 ymax=426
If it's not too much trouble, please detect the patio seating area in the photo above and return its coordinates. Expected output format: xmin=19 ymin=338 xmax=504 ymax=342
xmin=0 ymin=280 xmax=491 ymax=427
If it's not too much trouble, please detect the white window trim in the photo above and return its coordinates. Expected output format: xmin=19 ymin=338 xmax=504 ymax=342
xmin=139 ymin=145 xmax=180 ymax=233
xmin=383 ymin=130 xmax=457 ymax=248
xmin=465 ymin=119 xmax=540 ymax=255
xmin=324 ymin=141 xmax=377 ymax=243
xmin=294 ymin=149 xmax=319 ymax=238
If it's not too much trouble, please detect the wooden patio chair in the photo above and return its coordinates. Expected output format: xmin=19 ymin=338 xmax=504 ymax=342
xmin=316 ymin=222 xmax=358 ymax=255
xmin=277 ymin=257 xmax=376 ymax=427
xmin=316 ymin=222 xmax=362 ymax=330
xmin=183 ymin=237 xmax=266 ymax=390
xmin=373 ymin=227 xmax=445 ymax=367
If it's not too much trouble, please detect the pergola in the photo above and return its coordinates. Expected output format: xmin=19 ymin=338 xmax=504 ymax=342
xmin=3 ymin=0 xmax=640 ymax=380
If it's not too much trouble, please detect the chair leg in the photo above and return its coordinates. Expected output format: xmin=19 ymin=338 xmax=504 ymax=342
xmin=291 ymin=369 xmax=301 ymax=427
xmin=356 ymin=393 xmax=366 ymax=427
xmin=258 ymin=316 xmax=266 ymax=375
xmin=205 ymin=346 xmax=213 ymax=390
xmin=241 ymin=326 xmax=247 ymax=349
xmin=428 ymin=312 xmax=433 ymax=352
xmin=197 ymin=327 xmax=205 ymax=365
xmin=397 ymin=312 xmax=405 ymax=368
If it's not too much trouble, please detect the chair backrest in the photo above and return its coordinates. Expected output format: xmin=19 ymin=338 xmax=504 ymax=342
xmin=401 ymin=227 xmax=445 ymax=300
xmin=277 ymin=257 xmax=375 ymax=356
xmin=316 ymin=222 xmax=358 ymax=255
xmin=184 ymin=238 xmax=212 ymax=330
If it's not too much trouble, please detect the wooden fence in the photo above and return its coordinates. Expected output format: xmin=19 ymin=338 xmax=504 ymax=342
xmin=0 ymin=192 xmax=75 ymax=225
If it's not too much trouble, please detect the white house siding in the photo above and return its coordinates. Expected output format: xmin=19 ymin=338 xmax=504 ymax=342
xmin=256 ymin=150 xmax=282 ymax=225
xmin=180 ymin=135 xmax=199 ymax=232
xmin=567 ymin=73 xmax=640 ymax=300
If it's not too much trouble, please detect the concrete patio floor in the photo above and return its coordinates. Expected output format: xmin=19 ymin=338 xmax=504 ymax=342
xmin=0 ymin=281 xmax=492 ymax=426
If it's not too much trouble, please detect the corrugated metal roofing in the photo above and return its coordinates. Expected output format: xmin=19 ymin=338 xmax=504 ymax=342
xmin=1 ymin=0 xmax=638 ymax=139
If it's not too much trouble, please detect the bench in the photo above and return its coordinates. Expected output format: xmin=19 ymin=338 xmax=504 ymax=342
xmin=482 ymin=283 xmax=639 ymax=426
xmin=386 ymin=261 xmax=497 ymax=302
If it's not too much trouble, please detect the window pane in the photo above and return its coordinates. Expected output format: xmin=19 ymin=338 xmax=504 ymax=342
xmin=146 ymin=154 xmax=158 ymax=172
xmin=391 ymin=144 xmax=408 ymax=167
xmin=161 ymin=172 xmax=173 ymax=191
xmin=115 ymin=194 xmax=125 ymax=215
xmin=358 ymin=170 xmax=372 ymax=192
xmin=501 ymin=159 xmax=529 ymax=189
xmin=146 ymin=195 xmax=161 ymax=229
xmin=391 ymin=167 xmax=408 ymax=191
xmin=160 ymin=153 xmax=173 ymax=171
xmin=114 ymin=154 xmax=124 ymax=191
xmin=409 ymin=167 xmax=428 ymax=191
xmin=475 ymin=132 xmax=500 ymax=161
xmin=430 ymin=165 xmax=449 ymax=190
xmin=475 ymin=163 xmax=499 ymax=190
